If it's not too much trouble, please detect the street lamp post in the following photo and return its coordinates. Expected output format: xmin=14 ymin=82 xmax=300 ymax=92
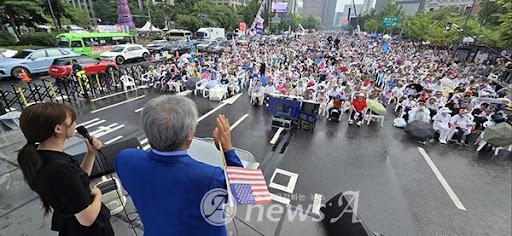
xmin=453 ymin=0 xmax=479 ymax=60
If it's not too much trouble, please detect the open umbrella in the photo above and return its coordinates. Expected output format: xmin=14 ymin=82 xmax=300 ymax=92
xmin=406 ymin=83 xmax=423 ymax=93
xmin=405 ymin=121 xmax=433 ymax=141
xmin=259 ymin=76 xmax=269 ymax=86
xmin=483 ymin=122 xmax=512 ymax=147
xmin=367 ymin=99 xmax=387 ymax=115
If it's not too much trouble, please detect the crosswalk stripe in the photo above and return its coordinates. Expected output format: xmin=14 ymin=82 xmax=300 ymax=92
xmin=85 ymin=120 xmax=106 ymax=129
xmin=96 ymin=125 xmax=126 ymax=138
xmin=78 ymin=118 xmax=100 ymax=127
xmin=105 ymin=136 xmax=123 ymax=145
xmin=90 ymin=123 xmax=118 ymax=136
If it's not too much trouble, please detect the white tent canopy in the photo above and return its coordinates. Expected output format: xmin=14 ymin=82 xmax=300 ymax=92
xmin=137 ymin=21 xmax=161 ymax=32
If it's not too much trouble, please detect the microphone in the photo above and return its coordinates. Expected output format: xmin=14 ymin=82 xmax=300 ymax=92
xmin=76 ymin=126 xmax=104 ymax=155
xmin=76 ymin=126 xmax=94 ymax=145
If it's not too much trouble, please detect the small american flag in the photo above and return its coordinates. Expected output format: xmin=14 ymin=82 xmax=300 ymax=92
xmin=226 ymin=166 xmax=272 ymax=205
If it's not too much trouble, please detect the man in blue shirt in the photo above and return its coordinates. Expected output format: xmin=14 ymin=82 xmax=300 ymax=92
xmin=115 ymin=95 xmax=243 ymax=235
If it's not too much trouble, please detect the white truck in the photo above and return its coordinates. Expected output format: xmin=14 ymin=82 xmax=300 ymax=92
xmin=196 ymin=28 xmax=226 ymax=41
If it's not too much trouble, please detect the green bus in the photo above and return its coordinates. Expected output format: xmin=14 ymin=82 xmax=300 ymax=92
xmin=56 ymin=32 xmax=134 ymax=58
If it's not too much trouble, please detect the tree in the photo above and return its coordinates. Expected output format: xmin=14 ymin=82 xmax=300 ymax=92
xmin=93 ymin=0 xmax=118 ymax=25
xmin=478 ymin=0 xmax=504 ymax=26
xmin=302 ymin=16 xmax=321 ymax=30
xmin=363 ymin=18 xmax=379 ymax=33
xmin=495 ymin=0 xmax=512 ymax=48
xmin=41 ymin=0 xmax=90 ymax=29
xmin=0 ymin=0 xmax=48 ymax=38
xmin=239 ymin=0 xmax=259 ymax=26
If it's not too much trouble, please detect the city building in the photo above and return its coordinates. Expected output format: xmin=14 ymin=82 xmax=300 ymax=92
xmin=288 ymin=0 xmax=305 ymax=15
xmin=362 ymin=0 xmax=376 ymax=13
xmin=321 ymin=0 xmax=338 ymax=28
xmin=302 ymin=0 xmax=325 ymax=18
xmin=334 ymin=11 xmax=344 ymax=26
xmin=67 ymin=0 xmax=95 ymax=23
xmin=374 ymin=0 xmax=387 ymax=12
xmin=424 ymin=0 xmax=479 ymax=16
xmin=342 ymin=3 xmax=364 ymax=19
xmin=395 ymin=0 xmax=422 ymax=16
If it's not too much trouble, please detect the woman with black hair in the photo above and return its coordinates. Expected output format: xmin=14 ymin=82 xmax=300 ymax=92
xmin=17 ymin=103 xmax=114 ymax=236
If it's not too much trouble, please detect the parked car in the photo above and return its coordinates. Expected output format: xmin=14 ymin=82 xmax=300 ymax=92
xmin=167 ymin=40 xmax=192 ymax=55
xmin=0 ymin=48 xmax=17 ymax=58
xmin=146 ymin=40 xmax=171 ymax=54
xmin=49 ymin=56 xmax=118 ymax=78
xmin=0 ymin=48 xmax=78 ymax=79
xmin=99 ymin=44 xmax=150 ymax=65
xmin=235 ymin=36 xmax=249 ymax=46
xmin=196 ymin=40 xmax=216 ymax=52
xmin=205 ymin=41 xmax=227 ymax=54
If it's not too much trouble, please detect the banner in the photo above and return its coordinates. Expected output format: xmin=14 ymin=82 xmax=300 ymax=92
xmin=250 ymin=0 xmax=267 ymax=35
xmin=272 ymin=2 xmax=288 ymax=13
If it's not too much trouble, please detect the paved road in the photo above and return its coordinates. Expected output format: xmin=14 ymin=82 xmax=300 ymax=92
xmin=1 ymin=88 xmax=511 ymax=235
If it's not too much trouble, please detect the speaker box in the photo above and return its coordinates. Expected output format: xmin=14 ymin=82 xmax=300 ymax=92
xmin=72 ymin=138 xmax=140 ymax=178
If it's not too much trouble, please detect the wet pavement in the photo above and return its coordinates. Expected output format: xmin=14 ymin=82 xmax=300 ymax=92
xmin=0 ymin=88 xmax=511 ymax=236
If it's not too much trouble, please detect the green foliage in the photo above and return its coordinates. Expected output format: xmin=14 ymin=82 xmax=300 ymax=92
xmin=42 ymin=0 xmax=90 ymax=29
xmin=0 ymin=0 xmax=49 ymax=37
xmin=93 ymin=0 xmax=118 ymax=25
xmin=495 ymin=0 xmax=512 ymax=48
xmin=302 ymin=16 xmax=321 ymax=30
xmin=17 ymin=32 xmax=58 ymax=46
xmin=478 ymin=0 xmax=504 ymax=26
xmin=0 ymin=31 xmax=16 ymax=46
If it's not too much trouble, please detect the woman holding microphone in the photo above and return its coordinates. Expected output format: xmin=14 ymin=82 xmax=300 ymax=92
xmin=17 ymin=103 xmax=114 ymax=236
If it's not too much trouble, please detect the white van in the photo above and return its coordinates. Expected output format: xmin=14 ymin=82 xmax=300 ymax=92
xmin=166 ymin=29 xmax=192 ymax=41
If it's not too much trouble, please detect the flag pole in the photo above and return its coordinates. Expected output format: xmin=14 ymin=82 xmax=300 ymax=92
xmin=218 ymin=141 xmax=234 ymax=208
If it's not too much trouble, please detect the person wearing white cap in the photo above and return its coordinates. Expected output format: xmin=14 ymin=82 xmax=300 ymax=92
xmin=448 ymin=109 xmax=474 ymax=145
xmin=432 ymin=107 xmax=452 ymax=144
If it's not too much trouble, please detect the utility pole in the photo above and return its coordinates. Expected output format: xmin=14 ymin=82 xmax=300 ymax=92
xmin=453 ymin=0 xmax=479 ymax=60
xmin=351 ymin=0 xmax=360 ymax=34
xmin=47 ymin=0 xmax=61 ymax=32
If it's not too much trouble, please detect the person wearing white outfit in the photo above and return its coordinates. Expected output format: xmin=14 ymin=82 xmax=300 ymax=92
xmin=408 ymin=102 xmax=430 ymax=123
xmin=432 ymin=107 xmax=452 ymax=144
xmin=448 ymin=109 xmax=474 ymax=145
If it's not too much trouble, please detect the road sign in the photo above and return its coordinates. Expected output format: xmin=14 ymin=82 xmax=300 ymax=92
xmin=381 ymin=17 xmax=399 ymax=28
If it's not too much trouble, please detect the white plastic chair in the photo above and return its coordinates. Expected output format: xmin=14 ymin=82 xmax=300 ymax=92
xmin=365 ymin=110 xmax=385 ymax=127
xmin=119 ymin=75 xmax=137 ymax=92
xmin=209 ymin=87 xmax=227 ymax=101
xmin=195 ymin=80 xmax=209 ymax=98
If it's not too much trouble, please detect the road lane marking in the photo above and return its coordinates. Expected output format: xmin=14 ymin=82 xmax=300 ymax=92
xmin=91 ymin=95 xmax=146 ymax=113
xmin=269 ymin=193 xmax=291 ymax=205
xmin=78 ymin=118 xmax=100 ymax=127
xmin=105 ymin=136 xmax=123 ymax=145
xmin=222 ymin=93 xmax=243 ymax=105
xmin=230 ymin=114 xmax=249 ymax=131
xmin=90 ymin=123 xmax=118 ymax=136
xmin=133 ymin=91 xmax=194 ymax=113
xmin=177 ymin=90 xmax=192 ymax=96
xmin=90 ymin=88 xmax=140 ymax=102
xmin=270 ymin=128 xmax=284 ymax=144
xmin=96 ymin=124 xmax=126 ymax=138
xmin=84 ymin=120 xmax=106 ymax=129
xmin=197 ymin=103 xmax=227 ymax=122
xmin=418 ymin=147 xmax=466 ymax=211
xmin=139 ymin=94 xmax=242 ymax=150
xmin=312 ymin=193 xmax=322 ymax=215
xmin=269 ymin=168 xmax=299 ymax=194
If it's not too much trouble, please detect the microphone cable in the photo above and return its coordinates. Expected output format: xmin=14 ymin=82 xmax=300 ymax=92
xmin=94 ymin=149 xmax=139 ymax=236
